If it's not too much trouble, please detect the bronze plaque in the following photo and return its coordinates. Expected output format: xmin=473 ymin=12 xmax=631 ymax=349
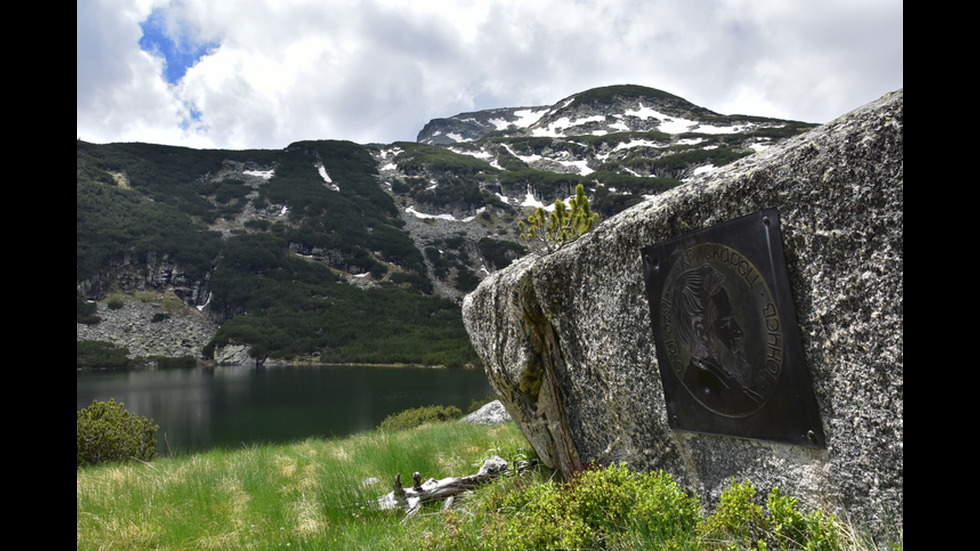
xmin=641 ymin=209 xmax=825 ymax=448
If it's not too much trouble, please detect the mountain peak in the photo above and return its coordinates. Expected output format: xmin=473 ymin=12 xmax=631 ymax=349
xmin=417 ymin=84 xmax=767 ymax=145
xmin=556 ymin=84 xmax=691 ymax=109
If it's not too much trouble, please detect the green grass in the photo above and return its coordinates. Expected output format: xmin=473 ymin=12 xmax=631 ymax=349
xmin=77 ymin=421 xmax=900 ymax=550
xmin=77 ymin=421 xmax=530 ymax=550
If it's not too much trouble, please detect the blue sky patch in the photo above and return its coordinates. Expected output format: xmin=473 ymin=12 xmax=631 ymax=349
xmin=139 ymin=8 xmax=219 ymax=85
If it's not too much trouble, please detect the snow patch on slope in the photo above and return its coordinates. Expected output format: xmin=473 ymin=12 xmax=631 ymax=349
xmin=244 ymin=168 xmax=275 ymax=179
xmin=316 ymin=163 xmax=339 ymax=191
xmin=406 ymin=205 xmax=486 ymax=222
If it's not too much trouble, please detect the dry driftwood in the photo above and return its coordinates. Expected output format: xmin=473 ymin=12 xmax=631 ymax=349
xmin=377 ymin=456 xmax=509 ymax=515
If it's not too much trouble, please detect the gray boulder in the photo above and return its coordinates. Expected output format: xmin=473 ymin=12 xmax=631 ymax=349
xmin=462 ymin=90 xmax=902 ymax=537
xmin=460 ymin=399 xmax=512 ymax=426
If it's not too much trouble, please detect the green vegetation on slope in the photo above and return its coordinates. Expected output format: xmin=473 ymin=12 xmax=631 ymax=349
xmin=393 ymin=141 xmax=499 ymax=177
xmin=76 ymin=139 xmax=475 ymax=366
xmin=76 ymin=176 xmax=224 ymax=283
xmin=76 ymin=340 xmax=131 ymax=369
xmin=567 ymin=84 xmax=687 ymax=106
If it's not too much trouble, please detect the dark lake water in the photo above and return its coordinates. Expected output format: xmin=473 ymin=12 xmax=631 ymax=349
xmin=76 ymin=365 xmax=493 ymax=455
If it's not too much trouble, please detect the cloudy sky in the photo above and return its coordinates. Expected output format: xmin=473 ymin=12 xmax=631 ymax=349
xmin=77 ymin=0 xmax=902 ymax=151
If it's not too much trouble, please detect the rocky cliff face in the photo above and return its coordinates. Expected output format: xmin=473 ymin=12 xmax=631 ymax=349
xmin=77 ymin=254 xmax=213 ymax=308
xmin=462 ymin=90 xmax=903 ymax=535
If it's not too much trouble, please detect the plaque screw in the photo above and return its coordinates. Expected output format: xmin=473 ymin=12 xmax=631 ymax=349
xmin=806 ymin=430 xmax=817 ymax=443
xmin=644 ymin=254 xmax=658 ymax=271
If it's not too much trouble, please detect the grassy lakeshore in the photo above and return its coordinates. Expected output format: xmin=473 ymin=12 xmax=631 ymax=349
xmin=77 ymin=421 xmax=530 ymax=549
xmin=77 ymin=420 xmax=900 ymax=550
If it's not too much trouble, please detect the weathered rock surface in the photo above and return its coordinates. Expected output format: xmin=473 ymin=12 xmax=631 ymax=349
xmin=77 ymin=254 xmax=212 ymax=307
xmin=460 ymin=399 xmax=512 ymax=426
xmin=462 ymin=90 xmax=903 ymax=536
xmin=77 ymin=298 xmax=217 ymax=360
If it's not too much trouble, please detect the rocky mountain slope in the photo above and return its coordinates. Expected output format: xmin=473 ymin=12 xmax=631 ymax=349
xmin=76 ymin=84 xmax=816 ymax=366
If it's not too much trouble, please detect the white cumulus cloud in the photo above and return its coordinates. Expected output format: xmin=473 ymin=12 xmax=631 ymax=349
xmin=77 ymin=0 xmax=903 ymax=150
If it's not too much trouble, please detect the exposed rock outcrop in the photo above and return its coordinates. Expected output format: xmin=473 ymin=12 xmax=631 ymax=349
xmin=462 ymin=90 xmax=902 ymax=536
xmin=76 ymin=297 xmax=218 ymax=360
xmin=78 ymin=254 xmax=212 ymax=307
xmin=460 ymin=400 xmax=512 ymax=426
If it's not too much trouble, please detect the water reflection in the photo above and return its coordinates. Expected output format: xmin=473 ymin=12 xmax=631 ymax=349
xmin=77 ymin=365 xmax=492 ymax=455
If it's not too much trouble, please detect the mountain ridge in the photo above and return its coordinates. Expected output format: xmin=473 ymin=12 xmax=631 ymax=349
xmin=416 ymin=84 xmax=799 ymax=146
xmin=76 ymin=83 xmax=818 ymax=366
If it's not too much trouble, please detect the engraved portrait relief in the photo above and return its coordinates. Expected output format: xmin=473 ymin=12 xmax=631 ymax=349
xmin=659 ymin=243 xmax=782 ymax=418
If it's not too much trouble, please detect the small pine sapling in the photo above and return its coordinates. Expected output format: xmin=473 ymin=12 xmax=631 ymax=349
xmin=518 ymin=184 xmax=598 ymax=254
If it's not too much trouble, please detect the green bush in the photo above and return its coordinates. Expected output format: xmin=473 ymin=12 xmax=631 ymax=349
xmin=77 ymin=399 xmax=159 ymax=467
xmin=477 ymin=237 xmax=524 ymax=270
xmin=697 ymin=479 xmax=767 ymax=548
xmin=423 ymin=464 xmax=870 ymax=550
xmin=696 ymin=479 xmax=850 ymax=550
xmin=454 ymin=266 xmax=480 ymax=292
xmin=151 ymin=355 xmax=196 ymax=369
xmin=469 ymin=464 xmax=700 ymax=550
xmin=106 ymin=297 xmax=124 ymax=310
xmin=378 ymin=404 xmax=463 ymax=432
xmin=467 ymin=396 xmax=497 ymax=414
xmin=76 ymin=296 xmax=101 ymax=325
xmin=76 ymin=340 xmax=131 ymax=369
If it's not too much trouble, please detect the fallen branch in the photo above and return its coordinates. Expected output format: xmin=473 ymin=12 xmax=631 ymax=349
xmin=377 ymin=456 xmax=509 ymax=515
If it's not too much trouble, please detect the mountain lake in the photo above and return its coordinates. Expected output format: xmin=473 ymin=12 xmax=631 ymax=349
xmin=77 ymin=364 xmax=494 ymax=455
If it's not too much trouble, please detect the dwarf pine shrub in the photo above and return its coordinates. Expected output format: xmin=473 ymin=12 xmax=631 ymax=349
xmin=468 ymin=464 xmax=701 ymax=550
xmin=696 ymin=479 xmax=851 ymax=550
xmin=378 ymin=404 xmax=463 ymax=432
xmin=77 ymin=399 xmax=158 ymax=467
xmin=518 ymin=183 xmax=598 ymax=254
